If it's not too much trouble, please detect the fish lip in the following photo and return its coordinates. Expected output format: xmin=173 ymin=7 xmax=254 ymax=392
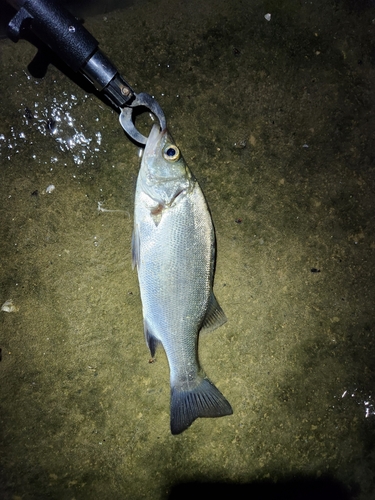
xmin=144 ymin=124 xmax=165 ymax=158
xmin=146 ymin=181 xmax=189 ymax=208
xmin=147 ymin=172 xmax=185 ymax=183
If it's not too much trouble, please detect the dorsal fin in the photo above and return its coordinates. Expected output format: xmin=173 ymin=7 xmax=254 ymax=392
xmin=200 ymin=292 xmax=227 ymax=334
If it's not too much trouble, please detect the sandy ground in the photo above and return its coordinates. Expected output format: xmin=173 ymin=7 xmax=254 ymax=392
xmin=0 ymin=0 xmax=375 ymax=498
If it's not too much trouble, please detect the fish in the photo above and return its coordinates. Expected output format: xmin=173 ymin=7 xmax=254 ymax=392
xmin=132 ymin=124 xmax=233 ymax=434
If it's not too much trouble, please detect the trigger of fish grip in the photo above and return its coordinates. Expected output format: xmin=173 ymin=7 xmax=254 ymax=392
xmin=119 ymin=92 xmax=167 ymax=145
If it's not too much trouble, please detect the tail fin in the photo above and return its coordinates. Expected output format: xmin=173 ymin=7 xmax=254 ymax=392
xmin=170 ymin=378 xmax=233 ymax=435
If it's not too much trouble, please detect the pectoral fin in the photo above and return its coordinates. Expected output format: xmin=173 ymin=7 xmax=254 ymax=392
xmin=150 ymin=203 xmax=164 ymax=226
xmin=131 ymin=224 xmax=140 ymax=270
xmin=200 ymin=292 xmax=227 ymax=334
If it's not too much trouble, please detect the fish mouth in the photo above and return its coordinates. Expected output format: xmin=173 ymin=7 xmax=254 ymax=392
xmin=144 ymin=124 xmax=166 ymax=158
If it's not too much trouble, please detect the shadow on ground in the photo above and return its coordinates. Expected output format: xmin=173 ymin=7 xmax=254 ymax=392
xmin=169 ymin=476 xmax=354 ymax=500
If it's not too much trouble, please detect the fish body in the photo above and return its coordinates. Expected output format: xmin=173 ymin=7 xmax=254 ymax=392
xmin=132 ymin=124 xmax=232 ymax=434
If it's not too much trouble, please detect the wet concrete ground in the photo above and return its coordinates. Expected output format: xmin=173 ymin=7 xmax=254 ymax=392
xmin=0 ymin=0 xmax=375 ymax=498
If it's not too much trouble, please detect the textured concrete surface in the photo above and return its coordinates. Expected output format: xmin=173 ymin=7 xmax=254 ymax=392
xmin=1 ymin=0 xmax=374 ymax=498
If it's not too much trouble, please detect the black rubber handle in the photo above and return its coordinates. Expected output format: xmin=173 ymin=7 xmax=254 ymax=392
xmin=7 ymin=0 xmax=98 ymax=72
xmin=6 ymin=0 xmax=135 ymax=107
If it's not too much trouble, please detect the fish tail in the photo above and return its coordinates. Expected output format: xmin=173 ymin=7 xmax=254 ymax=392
xmin=170 ymin=378 xmax=233 ymax=435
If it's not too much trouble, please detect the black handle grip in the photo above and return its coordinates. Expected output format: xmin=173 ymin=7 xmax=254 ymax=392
xmin=7 ymin=0 xmax=98 ymax=72
xmin=6 ymin=0 xmax=135 ymax=107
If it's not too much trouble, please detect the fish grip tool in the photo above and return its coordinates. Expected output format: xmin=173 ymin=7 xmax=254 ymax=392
xmin=5 ymin=0 xmax=166 ymax=145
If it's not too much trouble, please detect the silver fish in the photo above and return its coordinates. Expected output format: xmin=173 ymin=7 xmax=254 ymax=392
xmin=132 ymin=124 xmax=232 ymax=434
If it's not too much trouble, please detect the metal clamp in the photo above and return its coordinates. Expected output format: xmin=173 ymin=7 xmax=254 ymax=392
xmin=119 ymin=92 xmax=167 ymax=145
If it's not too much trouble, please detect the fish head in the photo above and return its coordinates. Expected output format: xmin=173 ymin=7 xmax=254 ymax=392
xmin=139 ymin=124 xmax=192 ymax=206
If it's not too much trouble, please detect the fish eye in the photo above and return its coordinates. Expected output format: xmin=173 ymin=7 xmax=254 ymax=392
xmin=163 ymin=145 xmax=180 ymax=161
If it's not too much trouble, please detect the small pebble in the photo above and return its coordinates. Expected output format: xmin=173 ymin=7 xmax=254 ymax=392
xmin=1 ymin=299 xmax=18 ymax=312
